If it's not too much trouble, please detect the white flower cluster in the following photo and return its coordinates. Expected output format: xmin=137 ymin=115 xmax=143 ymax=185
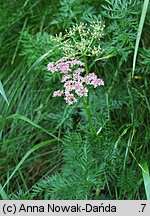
xmin=53 ymin=21 xmax=105 ymax=58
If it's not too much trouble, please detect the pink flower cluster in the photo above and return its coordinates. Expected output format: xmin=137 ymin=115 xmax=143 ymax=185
xmin=47 ymin=57 xmax=104 ymax=105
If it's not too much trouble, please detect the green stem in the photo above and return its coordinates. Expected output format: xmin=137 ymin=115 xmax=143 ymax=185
xmin=81 ymin=97 xmax=102 ymax=144
xmin=83 ymin=55 xmax=89 ymax=75
xmin=83 ymin=55 xmax=90 ymax=105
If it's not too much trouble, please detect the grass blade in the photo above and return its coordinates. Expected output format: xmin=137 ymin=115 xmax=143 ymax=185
xmin=0 ymin=139 xmax=56 ymax=192
xmin=5 ymin=49 xmax=53 ymax=116
xmin=0 ymin=113 xmax=63 ymax=142
xmin=0 ymin=81 xmax=9 ymax=105
xmin=0 ymin=184 xmax=8 ymax=200
xmin=132 ymin=0 xmax=149 ymax=77
xmin=11 ymin=18 xmax=28 ymax=65
xmin=141 ymin=162 xmax=150 ymax=200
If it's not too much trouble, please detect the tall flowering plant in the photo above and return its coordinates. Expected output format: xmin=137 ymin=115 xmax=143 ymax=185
xmin=47 ymin=57 xmax=104 ymax=143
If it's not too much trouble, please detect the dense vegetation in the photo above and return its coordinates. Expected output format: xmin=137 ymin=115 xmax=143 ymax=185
xmin=0 ymin=0 xmax=150 ymax=200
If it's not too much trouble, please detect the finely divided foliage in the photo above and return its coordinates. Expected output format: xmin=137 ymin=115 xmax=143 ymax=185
xmin=0 ymin=0 xmax=149 ymax=200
